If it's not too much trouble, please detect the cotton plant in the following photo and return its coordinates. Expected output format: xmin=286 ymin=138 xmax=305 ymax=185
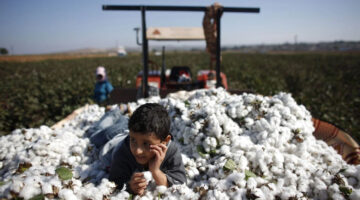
xmin=0 ymin=88 xmax=359 ymax=200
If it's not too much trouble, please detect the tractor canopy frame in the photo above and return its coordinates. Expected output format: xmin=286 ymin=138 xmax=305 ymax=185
xmin=102 ymin=4 xmax=260 ymax=98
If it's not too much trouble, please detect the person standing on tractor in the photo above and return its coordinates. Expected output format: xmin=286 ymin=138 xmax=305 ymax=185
xmin=203 ymin=2 xmax=223 ymax=71
xmin=94 ymin=66 xmax=114 ymax=104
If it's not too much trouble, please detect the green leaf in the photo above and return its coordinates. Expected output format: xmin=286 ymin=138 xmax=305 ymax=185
xmin=29 ymin=194 xmax=45 ymax=200
xmin=0 ymin=181 xmax=5 ymax=186
xmin=223 ymin=159 xmax=236 ymax=172
xmin=292 ymin=128 xmax=301 ymax=135
xmin=157 ymin=193 xmax=166 ymax=199
xmin=339 ymin=168 xmax=347 ymax=173
xmin=245 ymin=170 xmax=257 ymax=180
xmin=184 ymin=100 xmax=190 ymax=107
xmin=16 ymin=162 xmax=32 ymax=174
xmin=339 ymin=186 xmax=352 ymax=196
xmin=197 ymin=145 xmax=206 ymax=158
xmin=209 ymin=149 xmax=217 ymax=156
xmin=56 ymin=167 xmax=73 ymax=180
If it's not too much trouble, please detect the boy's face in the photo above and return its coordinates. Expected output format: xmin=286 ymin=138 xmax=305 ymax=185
xmin=129 ymin=131 xmax=168 ymax=165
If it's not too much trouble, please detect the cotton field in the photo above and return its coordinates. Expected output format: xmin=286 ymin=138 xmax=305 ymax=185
xmin=0 ymin=88 xmax=359 ymax=200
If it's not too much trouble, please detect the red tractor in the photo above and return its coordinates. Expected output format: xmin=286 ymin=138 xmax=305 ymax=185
xmin=103 ymin=4 xmax=259 ymax=103
xmin=135 ymin=63 xmax=228 ymax=91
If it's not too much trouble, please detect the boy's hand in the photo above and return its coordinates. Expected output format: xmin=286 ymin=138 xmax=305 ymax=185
xmin=149 ymin=143 xmax=168 ymax=171
xmin=129 ymin=172 xmax=148 ymax=195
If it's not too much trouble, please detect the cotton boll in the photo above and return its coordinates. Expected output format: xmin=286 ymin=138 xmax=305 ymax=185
xmin=297 ymin=178 xmax=310 ymax=193
xmin=187 ymin=167 xmax=199 ymax=179
xmin=181 ymin=154 xmax=191 ymax=166
xmin=237 ymin=108 xmax=249 ymax=119
xmin=198 ymin=166 xmax=207 ymax=173
xmin=329 ymin=192 xmax=345 ymax=200
xmin=24 ymin=131 xmax=33 ymax=141
xmin=19 ymin=184 xmax=41 ymax=200
xmin=222 ymin=119 xmax=241 ymax=137
xmin=313 ymin=177 xmax=328 ymax=191
xmin=192 ymin=121 xmax=202 ymax=131
xmin=210 ymin=179 xmax=225 ymax=191
xmin=0 ymin=182 xmax=12 ymax=199
xmin=206 ymin=164 xmax=217 ymax=178
xmin=110 ymin=191 xmax=130 ymax=200
xmin=162 ymin=184 xmax=198 ymax=199
xmin=196 ymin=158 xmax=207 ymax=167
xmin=143 ymin=171 xmax=153 ymax=183
xmin=71 ymin=145 xmax=83 ymax=156
xmin=48 ymin=177 xmax=62 ymax=189
xmin=206 ymin=115 xmax=222 ymax=138
xmin=229 ymin=188 xmax=247 ymax=199
xmin=208 ymin=177 xmax=219 ymax=189
xmin=259 ymin=184 xmax=276 ymax=200
xmin=246 ymin=177 xmax=257 ymax=190
xmin=256 ymin=131 xmax=269 ymax=143
xmin=41 ymin=183 xmax=53 ymax=194
xmin=70 ymin=179 xmax=83 ymax=193
xmin=220 ymin=145 xmax=231 ymax=157
xmin=252 ymin=188 xmax=266 ymax=200
xmin=203 ymin=137 xmax=217 ymax=152
xmin=183 ymin=127 xmax=196 ymax=145
xmin=59 ymin=189 xmax=77 ymax=200
xmin=156 ymin=185 xmax=167 ymax=194
xmin=237 ymin=155 xmax=249 ymax=172
xmin=347 ymin=177 xmax=358 ymax=187
xmin=244 ymin=117 xmax=254 ymax=129
xmin=97 ymin=179 xmax=116 ymax=196
xmin=81 ymin=185 xmax=103 ymax=200
xmin=206 ymin=189 xmax=230 ymax=200
xmin=138 ymin=195 xmax=151 ymax=200
xmin=350 ymin=189 xmax=360 ymax=200
xmin=232 ymin=135 xmax=253 ymax=151
xmin=10 ymin=178 xmax=24 ymax=193
xmin=276 ymin=178 xmax=285 ymax=189
xmin=277 ymin=187 xmax=301 ymax=200
xmin=226 ymin=172 xmax=245 ymax=187
xmin=66 ymin=156 xmax=78 ymax=166
xmin=227 ymin=106 xmax=237 ymax=118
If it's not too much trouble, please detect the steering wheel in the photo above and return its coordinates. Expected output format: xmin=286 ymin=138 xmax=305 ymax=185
xmin=148 ymin=60 xmax=160 ymax=71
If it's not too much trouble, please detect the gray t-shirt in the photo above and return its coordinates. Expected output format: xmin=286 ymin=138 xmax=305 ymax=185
xmin=109 ymin=135 xmax=187 ymax=191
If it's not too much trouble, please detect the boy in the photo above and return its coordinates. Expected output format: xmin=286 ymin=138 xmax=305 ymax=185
xmin=94 ymin=66 xmax=113 ymax=104
xmin=109 ymin=103 xmax=186 ymax=195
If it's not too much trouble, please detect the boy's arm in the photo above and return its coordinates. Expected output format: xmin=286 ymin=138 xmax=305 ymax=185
xmin=162 ymin=149 xmax=187 ymax=186
xmin=151 ymin=169 xmax=168 ymax=186
xmin=149 ymin=143 xmax=187 ymax=186
xmin=149 ymin=144 xmax=168 ymax=186
xmin=109 ymin=147 xmax=132 ymax=190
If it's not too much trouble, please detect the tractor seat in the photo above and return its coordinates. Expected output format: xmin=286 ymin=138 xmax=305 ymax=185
xmin=169 ymin=66 xmax=192 ymax=82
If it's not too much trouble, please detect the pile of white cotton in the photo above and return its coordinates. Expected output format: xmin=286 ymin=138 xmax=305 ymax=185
xmin=0 ymin=88 xmax=359 ymax=200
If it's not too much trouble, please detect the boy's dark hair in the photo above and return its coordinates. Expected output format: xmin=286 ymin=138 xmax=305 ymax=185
xmin=128 ymin=103 xmax=170 ymax=141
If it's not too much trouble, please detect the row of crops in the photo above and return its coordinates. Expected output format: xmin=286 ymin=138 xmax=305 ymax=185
xmin=0 ymin=52 xmax=359 ymax=142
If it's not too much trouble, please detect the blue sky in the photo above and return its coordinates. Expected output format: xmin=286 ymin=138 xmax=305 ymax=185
xmin=1 ymin=0 xmax=359 ymax=55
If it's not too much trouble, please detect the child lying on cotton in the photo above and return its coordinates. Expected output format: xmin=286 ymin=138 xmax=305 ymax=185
xmin=109 ymin=103 xmax=186 ymax=195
